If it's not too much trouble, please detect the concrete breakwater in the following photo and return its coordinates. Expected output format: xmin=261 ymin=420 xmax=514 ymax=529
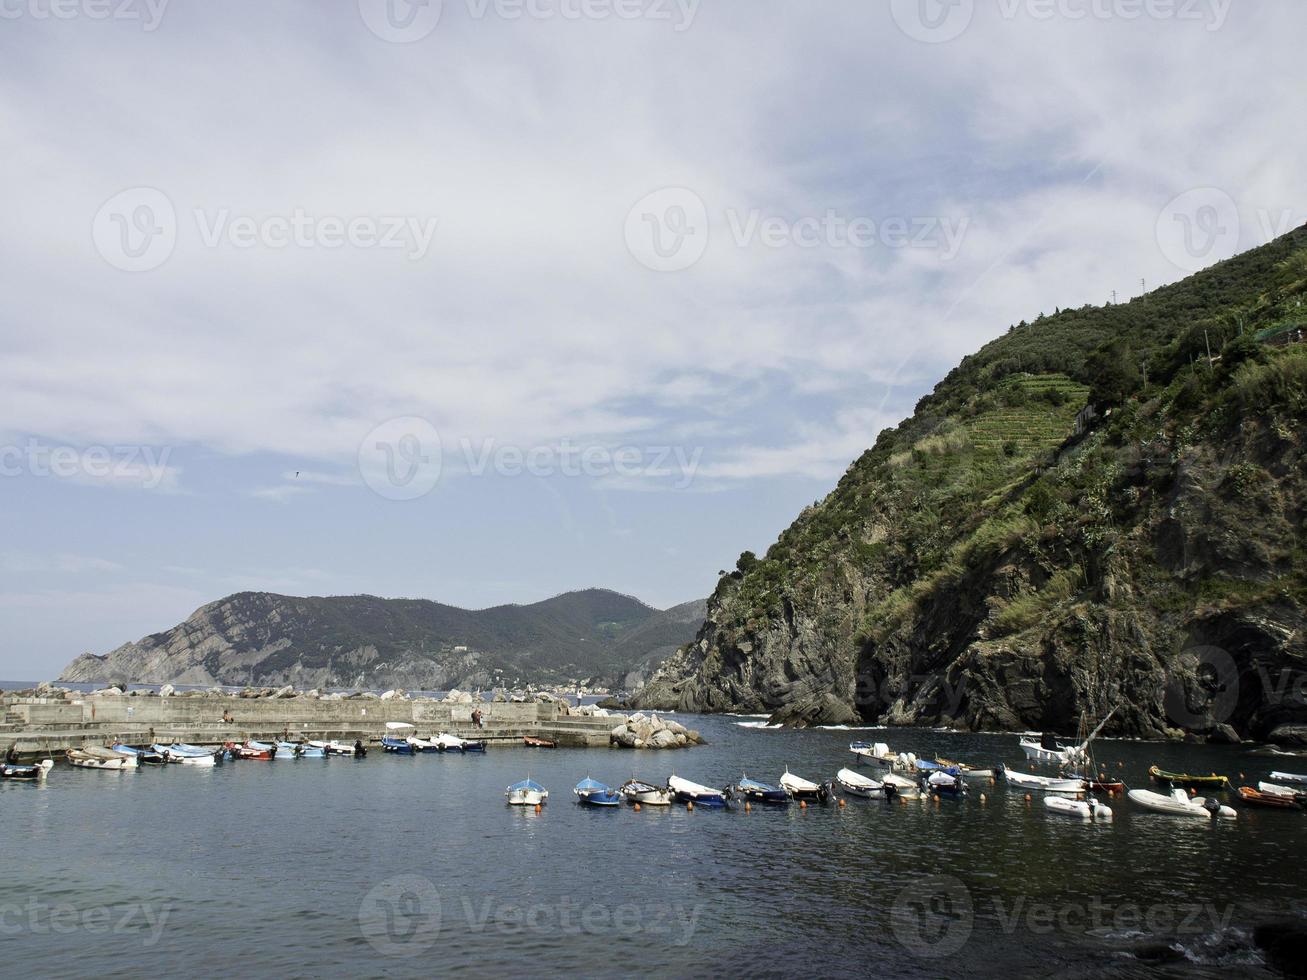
xmin=0 ymin=688 xmax=702 ymax=760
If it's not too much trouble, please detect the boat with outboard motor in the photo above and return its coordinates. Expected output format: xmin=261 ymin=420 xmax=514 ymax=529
xmin=618 ymin=778 xmax=673 ymax=805
xmin=153 ymin=743 xmax=218 ymax=766
xmin=228 ymin=740 xmax=276 ymax=760
xmin=1045 ymin=795 xmax=1112 ymax=821
xmin=850 ymin=741 xmax=912 ymax=772
xmin=835 ymin=767 xmax=883 ymax=798
xmin=779 ymin=768 xmax=832 ymax=803
xmin=734 ymin=775 xmax=789 ymax=804
xmin=433 ymin=733 xmax=486 ymax=753
xmin=1269 ymin=771 xmax=1307 ymax=786
xmin=506 ymin=777 xmax=548 ymax=806
xmin=308 ymin=740 xmax=366 ymax=757
xmin=668 ymin=774 xmax=730 ymax=808
xmin=0 ymin=759 xmax=53 ymax=780
xmin=112 ymin=743 xmax=166 ymax=765
xmin=1237 ymin=786 xmax=1306 ymax=810
xmin=1128 ymin=787 xmax=1236 ymax=819
xmin=574 ymin=777 xmax=621 ymax=807
xmin=923 ymin=768 xmax=966 ymax=797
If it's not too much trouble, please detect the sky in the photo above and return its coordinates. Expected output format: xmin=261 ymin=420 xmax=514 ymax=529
xmin=1 ymin=0 xmax=1304 ymax=678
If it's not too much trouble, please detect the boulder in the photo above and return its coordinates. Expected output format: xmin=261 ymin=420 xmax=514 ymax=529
xmin=159 ymin=684 xmax=175 ymax=697
xmin=610 ymin=723 xmax=629 ymax=741
xmin=650 ymin=729 xmax=677 ymax=749
xmin=380 ymin=689 xmax=405 ymax=701
xmin=633 ymin=738 xmax=645 ymax=749
xmin=674 ymin=733 xmax=687 ymax=746
xmin=273 ymin=685 xmax=295 ymax=699
xmin=493 ymin=689 xmax=507 ymax=703
xmin=1268 ymin=724 xmax=1307 ymax=747
xmin=663 ymin=719 xmax=687 ymax=736
xmin=616 ymin=729 xmax=638 ymax=748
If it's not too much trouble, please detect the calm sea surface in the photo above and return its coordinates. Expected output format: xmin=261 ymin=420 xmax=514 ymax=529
xmin=4 ymin=713 xmax=1306 ymax=979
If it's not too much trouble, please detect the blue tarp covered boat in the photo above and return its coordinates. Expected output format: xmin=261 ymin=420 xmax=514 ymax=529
xmin=573 ymin=777 xmax=621 ymax=807
xmin=735 ymin=775 xmax=788 ymax=804
xmin=381 ymin=737 xmax=416 ymax=754
xmin=506 ymin=778 xmax=549 ymax=806
xmin=112 ymin=743 xmax=166 ymax=765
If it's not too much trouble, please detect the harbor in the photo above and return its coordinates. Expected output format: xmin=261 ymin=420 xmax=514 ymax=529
xmin=0 ymin=688 xmax=625 ymax=760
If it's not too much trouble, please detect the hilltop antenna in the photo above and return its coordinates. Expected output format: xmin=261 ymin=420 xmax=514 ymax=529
xmin=1140 ymin=278 xmax=1146 ymax=295
xmin=1111 ymin=290 xmax=1117 ymax=305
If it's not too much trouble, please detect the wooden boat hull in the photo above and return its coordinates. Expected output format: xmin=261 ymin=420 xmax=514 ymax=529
xmin=67 ymin=749 xmax=136 ymax=770
xmin=1148 ymin=766 xmax=1228 ymax=789
xmin=1238 ymin=786 xmax=1305 ymax=810
xmin=523 ymin=737 xmax=556 ymax=748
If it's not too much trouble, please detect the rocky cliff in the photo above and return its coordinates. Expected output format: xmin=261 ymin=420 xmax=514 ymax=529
xmin=60 ymin=588 xmax=703 ymax=690
xmin=637 ymin=227 xmax=1307 ymax=742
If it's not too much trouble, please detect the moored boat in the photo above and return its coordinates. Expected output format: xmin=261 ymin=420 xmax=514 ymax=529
xmin=1128 ymin=787 xmax=1236 ymax=819
xmin=434 ymin=733 xmax=486 ymax=753
xmin=308 ymin=740 xmax=365 ymax=757
xmin=405 ymin=735 xmax=439 ymax=753
xmin=1259 ymin=781 xmax=1306 ymax=799
xmin=836 ymin=767 xmax=883 ymax=798
xmin=67 ymin=746 xmax=137 ymax=770
xmin=112 ymin=743 xmax=166 ymax=765
xmin=934 ymin=758 xmax=995 ymax=779
xmin=153 ymin=743 xmax=218 ymax=766
xmin=1237 ymin=786 xmax=1306 ymax=810
xmin=882 ymin=772 xmax=921 ymax=800
xmin=1044 ymin=795 xmax=1112 ymax=821
xmin=667 ymin=774 xmax=729 ymax=808
xmin=523 ymin=736 xmax=556 ymax=748
xmin=381 ymin=737 xmax=416 ymax=754
xmin=618 ymin=778 xmax=673 ymax=806
xmin=231 ymin=740 xmax=275 ymax=760
xmin=923 ymin=768 xmax=966 ymax=797
xmin=735 ymin=775 xmax=789 ymax=804
xmin=1148 ymin=766 xmax=1229 ymax=789
xmin=574 ymin=777 xmax=621 ymax=807
xmin=779 ymin=769 xmax=832 ymax=803
xmin=506 ymin=778 xmax=548 ymax=806
xmin=850 ymin=741 xmax=912 ymax=771
xmin=1000 ymin=765 xmax=1084 ymax=793
xmin=1269 ymin=771 xmax=1307 ymax=786
xmin=0 ymin=759 xmax=53 ymax=780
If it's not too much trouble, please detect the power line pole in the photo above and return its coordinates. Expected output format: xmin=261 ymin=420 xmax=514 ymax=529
xmin=1205 ymin=329 xmax=1214 ymax=370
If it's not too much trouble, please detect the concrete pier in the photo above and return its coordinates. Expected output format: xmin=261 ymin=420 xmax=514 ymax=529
xmin=1 ymin=692 xmax=621 ymax=760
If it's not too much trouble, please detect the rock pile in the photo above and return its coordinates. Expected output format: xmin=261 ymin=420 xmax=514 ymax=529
xmin=608 ymin=712 xmax=704 ymax=750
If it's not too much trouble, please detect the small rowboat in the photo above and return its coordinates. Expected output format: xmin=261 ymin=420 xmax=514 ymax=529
xmin=779 ymin=769 xmax=832 ymax=803
xmin=308 ymin=740 xmax=365 ymax=757
xmin=618 ymin=778 xmax=673 ymax=806
xmin=882 ymin=772 xmax=921 ymax=799
xmin=850 ymin=741 xmax=911 ymax=771
xmin=1237 ymin=786 xmax=1306 ymax=810
xmin=381 ymin=737 xmax=416 ymax=754
xmin=1001 ymin=766 xmax=1083 ymax=793
xmin=523 ymin=736 xmax=556 ymax=748
xmin=574 ymin=777 xmax=621 ymax=807
xmin=1128 ymin=787 xmax=1236 ymax=819
xmin=405 ymin=736 xmax=440 ymax=752
xmin=1148 ymin=766 xmax=1229 ymax=789
xmin=934 ymin=758 xmax=995 ymax=779
xmin=1259 ymin=781 xmax=1306 ymax=799
xmin=836 ymin=767 xmax=883 ymax=798
xmin=0 ymin=759 xmax=53 ymax=780
xmin=506 ymin=778 xmax=548 ymax=806
xmin=231 ymin=740 xmax=275 ymax=760
xmin=434 ymin=733 xmax=486 ymax=753
xmin=153 ymin=743 xmax=218 ymax=766
xmin=112 ymin=744 xmax=166 ymax=765
xmin=1045 ymin=795 xmax=1112 ymax=821
xmin=668 ymin=774 xmax=729 ymax=808
xmin=1269 ymin=771 xmax=1307 ymax=786
xmin=67 ymin=746 xmax=137 ymax=770
xmin=735 ymin=775 xmax=789 ymax=804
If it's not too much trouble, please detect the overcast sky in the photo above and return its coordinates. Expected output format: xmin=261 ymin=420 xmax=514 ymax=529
xmin=1 ymin=0 xmax=1303 ymax=678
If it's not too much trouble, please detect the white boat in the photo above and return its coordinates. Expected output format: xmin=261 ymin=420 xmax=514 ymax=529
xmin=1044 ymin=795 xmax=1112 ymax=821
xmin=882 ymin=772 xmax=921 ymax=799
xmin=505 ymin=778 xmax=548 ymax=806
xmin=405 ymin=735 xmax=439 ymax=752
xmin=1254 ymin=783 xmax=1296 ymax=799
xmin=1020 ymin=707 xmax=1118 ymax=766
xmin=779 ymin=769 xmax=831 ymax=802
xmin=850 ymin=741 xmax=913 ymax=772
xmin=1269 ymin=771 xmax=1307 ymax=786
xmin=618 ymin=778 xmax=674 ymax=805
xmin=1002 ymin=767 xmax=1084 ymax=793
xmin=67 ymin=746 xmax=137 ymax=770
xmin=308 ymin=739 xmax=362 ymax=756
xmin=1128 ymin=787 xmax=1237 ymax=819
xmin=836 ymin=767 xmax=883 ymax=798
xmin=153 ymin=743 xmax=217 ymax=766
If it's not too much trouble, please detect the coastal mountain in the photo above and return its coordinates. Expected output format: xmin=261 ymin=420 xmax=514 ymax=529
xmin=59 ymin=588 xmax=703 ymax=690
xmin=637 ymin=226 xmax=1307 ymax=742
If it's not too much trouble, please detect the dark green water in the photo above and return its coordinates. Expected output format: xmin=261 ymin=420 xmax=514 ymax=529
xmin=3 ymin=714 xmax=1305 ymax=978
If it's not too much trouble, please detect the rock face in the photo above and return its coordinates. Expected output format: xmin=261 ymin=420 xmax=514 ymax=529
xmin=58 ymin=588 xmax=702 ymax=691
xmin=638 ymin=226 xmax=1307 ymax=740
xmin=607 ymin=712 xmax=704 ymax=750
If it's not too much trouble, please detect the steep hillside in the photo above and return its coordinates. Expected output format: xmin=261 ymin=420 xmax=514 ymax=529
xmin=60 ymin=588 xmax=704 ymax=690
xmin=637 ymin=226 xmax=1307 ymax=742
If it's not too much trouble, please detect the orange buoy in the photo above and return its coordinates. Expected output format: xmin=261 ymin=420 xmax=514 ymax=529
xmin=534 ymin=804 xmax=541 ymax=813
xmin=899 ymin=796 xmax=907 ymax=806
xmin=1189 ymin=788 xmax=1196 ymax=796
xmin=633 ymin=803 xmax=641 ymax=812
xmin=1024 ymin=793 xmax=1032 ymax=803
xmin=687 ymin=801 xmax=694 ymax=811
xmin=800 ymin=800 xmax=807 ymax=809
xmin=745 ymin=802 xmax=751 ymax=813
xmin=838 ymin=799 xmax=846 ymax=808
xmin=979 ymin=793 xmax=987 ymax=804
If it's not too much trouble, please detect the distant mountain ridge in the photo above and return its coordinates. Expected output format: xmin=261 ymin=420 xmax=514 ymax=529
xmin=59 ymin=588 xmax=704 ymax=690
